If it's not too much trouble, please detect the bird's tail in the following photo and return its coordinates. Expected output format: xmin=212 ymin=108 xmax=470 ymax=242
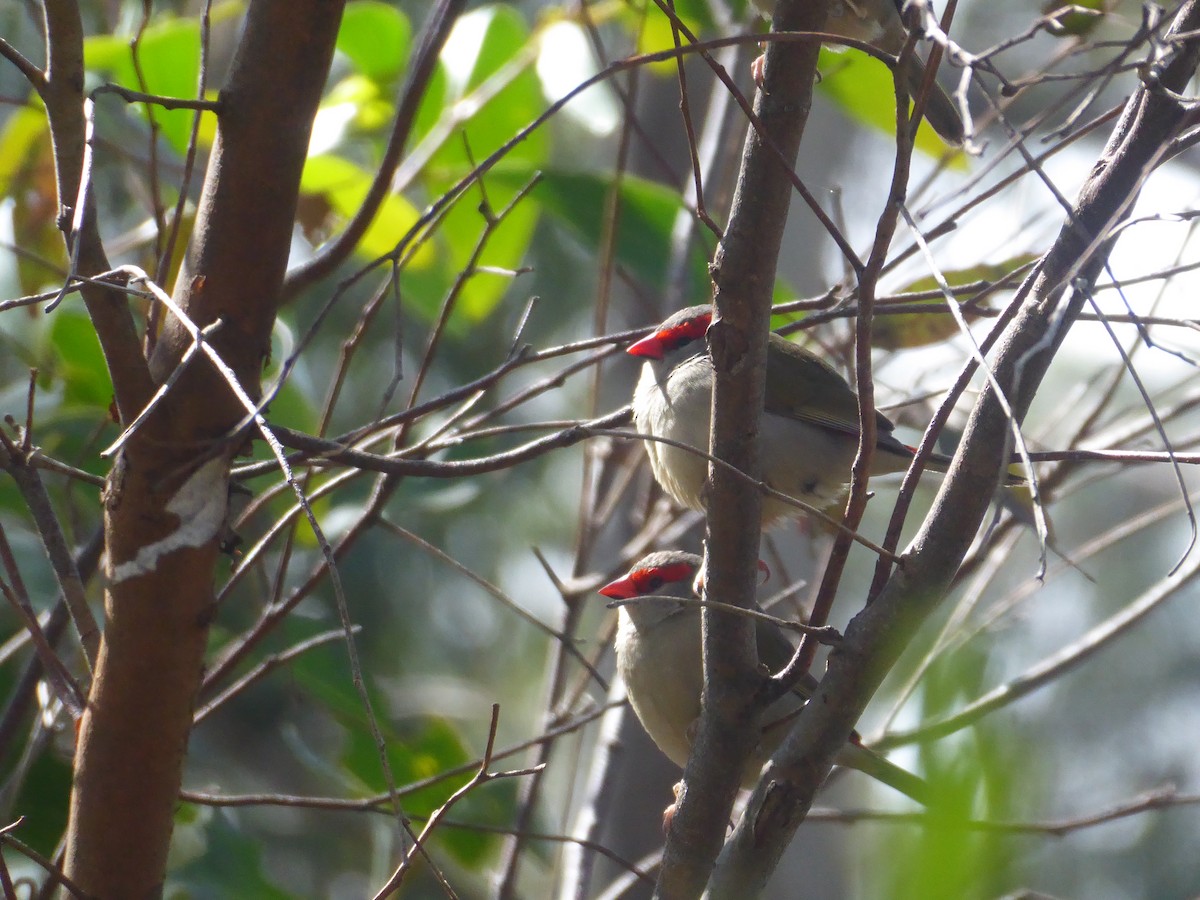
xmin=895 ymin=442 xmax=1028 ymax=487
xmin=900 ymin=56 xmax=964 ymax=146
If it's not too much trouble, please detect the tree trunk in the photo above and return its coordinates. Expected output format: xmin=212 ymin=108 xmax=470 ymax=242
xmin=63 ymin=3 xmax=345 ymax=895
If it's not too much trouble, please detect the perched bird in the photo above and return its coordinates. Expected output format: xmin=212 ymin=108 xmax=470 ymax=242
xmin=629 ymin=305 xmax=962 ymax=524
xmin=599 ymin=550 xmax=931 ymax=803
xmin=755 ymin=0 xmax=964 ymax=145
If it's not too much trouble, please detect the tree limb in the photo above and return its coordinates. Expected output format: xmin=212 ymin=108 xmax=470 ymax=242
xmin=709 ymin=2 xmax=1200 ymax=892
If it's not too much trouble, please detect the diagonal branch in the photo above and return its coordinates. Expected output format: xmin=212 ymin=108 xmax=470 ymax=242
xmin=281 ymin=0 xmax=468 ymax=301
xmin=710 ymin=1 xmax=1200 ymax=893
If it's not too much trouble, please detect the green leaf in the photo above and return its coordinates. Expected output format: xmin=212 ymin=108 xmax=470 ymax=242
xmin=445 ymin=774 xmax=517 ymax=866
xmin=83 ymin=3 xmax=243 ymax=154
xmin=0 ymin=105 xmax=47 ymax=197
xmin=337 ymin=1 xmax=412 ymax=82
xmin=83 ymin=33 xmax=135 ymax=76
xmin=262 ymin=375 xmax=318 ymax=438
xmin=408 ymin=6 xmax=550 ymax=322
xmin=9 ymin=748 xmax=72 ymax=855
xmin=423 ymin=4 xmax=549 ymax=174
xmin=411 ymin=57 xmax=450 ymax=151
xmin=896 ymin=254 xmax=1040 ymax=297
xmin=287 ymin=637 xmax=476 ymax=823
xmin=865 ymin=651 xmax=1022 ymax=900
xmin=1044 ymin=0 xmax=1109 ymax=37
xmin=872 ymin=304 xmax=965 ymax=350
xmin=171 ymin=805 xmax=291 ymax=899
xmin=48 ymin=308 xmax=114 ymax=408
xmin=338 ymin=719 xmax=504 ymax=867
xmin=88 ymin=20 xmax=201 ymax=154
xmin=429 ymin=173 xmax=541 ymax=322
xmin=322 ymin=74 xmax=396 ymax=134
xmin=0 ymin=104 xmax=68 ymax=294
xmin=492 ymin=168 xmax=709 ymax=295
xmin=300 ymin=154 xmax=431 ymax=265
xmin=339 ymin=718 xmax=471 ymax=811
xmin=628 ymin=0 xmax=715 ymax=73
xmin=874 ymin=254 xmax=1040 ymax=349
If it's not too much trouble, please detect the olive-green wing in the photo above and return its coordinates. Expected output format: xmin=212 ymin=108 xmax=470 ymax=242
xmin=764 ymin=334 xmax=896 ymax=438
xmin=754 ymin=615 xmax=822 ymax=694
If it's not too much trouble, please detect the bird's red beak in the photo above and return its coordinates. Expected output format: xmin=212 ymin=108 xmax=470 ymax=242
xmin=598 ymin=575 xmax=636 ymax=599
xmin=625 ymin=332 xmax=665 ymax=359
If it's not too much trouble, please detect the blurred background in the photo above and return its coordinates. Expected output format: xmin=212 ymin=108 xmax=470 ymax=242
xmin=2 ymin=0 xmax=1200 ymax=897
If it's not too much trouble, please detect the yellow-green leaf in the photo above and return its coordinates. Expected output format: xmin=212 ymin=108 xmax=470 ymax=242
xmin=300 ymin=154 xmax=432 ymax=266
xmin=337 ymin=1 xmax=412 ymax=82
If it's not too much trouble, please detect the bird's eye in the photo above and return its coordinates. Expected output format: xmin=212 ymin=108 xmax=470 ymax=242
xmin=638 ymin=573 xmax=667 ymax=595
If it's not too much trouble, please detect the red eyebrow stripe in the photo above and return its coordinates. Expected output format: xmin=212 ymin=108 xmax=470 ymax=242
xmin=626 ymin=311 xmax=711 ymax=358
xmin=664 ymin=313 xmax=711 ymax=343
xmin=643 ymin=561 xmax=694 ymax=589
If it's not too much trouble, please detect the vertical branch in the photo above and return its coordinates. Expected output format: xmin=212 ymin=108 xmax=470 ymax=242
xmin=656 ymin=1 xmax=831 ymax=897
xmin=40 ymin=0 xmax=153 ymax=421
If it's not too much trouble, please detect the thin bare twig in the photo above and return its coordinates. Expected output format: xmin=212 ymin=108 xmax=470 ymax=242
xmin=879 ymin=541 xmax=1200 ymax=747
xmin=192 ymin=627 xmax=358 ymax=726
xmin=0 ymin=421 xmax=100 ymax=670
xmin=372 ymin=705 xmax=542 ymax=899
xmin=0 ymin=822 xmax=88 ymax=899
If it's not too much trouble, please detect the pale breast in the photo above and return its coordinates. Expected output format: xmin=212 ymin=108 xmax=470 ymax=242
xmin=633 ymin=353 xmax=899 ymax=524
xmin=615 ymin=609 xmax=704 ymax=769
xmin=633 ymin=357 xmax=713 ymax=512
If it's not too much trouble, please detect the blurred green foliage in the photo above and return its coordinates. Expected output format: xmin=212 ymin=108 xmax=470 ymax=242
xmin=2 ymin=1 xmax=1194 ymax=898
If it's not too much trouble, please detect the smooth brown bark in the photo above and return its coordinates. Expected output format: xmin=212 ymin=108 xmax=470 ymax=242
xmin=63 ymin=2 xmax=346 ymax=896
